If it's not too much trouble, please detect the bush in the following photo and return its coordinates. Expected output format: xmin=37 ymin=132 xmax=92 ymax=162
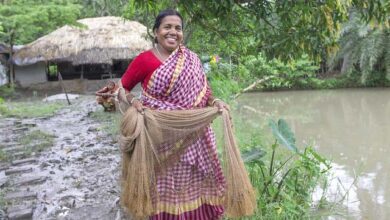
xmin=207 ymin=53 xmax=320 ymax=99
xmin=207 ymin=53 xmax=389 ymax=101
xmin=237 ymin=53 xmax=320 ymax=90
xmin=207 ymin=62 xmax=242 ymax=100
xmin=0 ymin=85 xmax=14 ymax=99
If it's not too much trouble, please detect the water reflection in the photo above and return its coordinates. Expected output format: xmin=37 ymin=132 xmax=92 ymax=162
xmin=236 ymin=89 xmax=390 ymax=220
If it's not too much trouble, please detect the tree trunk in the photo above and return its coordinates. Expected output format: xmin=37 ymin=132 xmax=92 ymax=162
xmin=341 ymin=52 xmax=351 ymax=74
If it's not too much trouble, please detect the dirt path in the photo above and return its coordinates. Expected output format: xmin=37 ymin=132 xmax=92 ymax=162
xmin=0 ymin=96 xmax=129 ymax=220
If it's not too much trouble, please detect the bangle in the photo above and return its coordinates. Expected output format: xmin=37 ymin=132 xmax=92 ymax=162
xmin=211 ymin=98 xmax=221 ymax=106
xmin=130 ymin=97 xmax=137 ymax=104
xmin=125 ymin=93 xmax=134 ymax=104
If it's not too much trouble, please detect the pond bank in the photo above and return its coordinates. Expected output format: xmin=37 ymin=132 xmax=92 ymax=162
xmin=236 ymin=88 xmax=390 ymax=219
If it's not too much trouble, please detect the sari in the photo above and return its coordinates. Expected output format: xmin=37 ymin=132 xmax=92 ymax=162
xmin=119 ymin=45 xmax=255 ymax=220
xmin=143 ymin=45 xmax=225 ymax=219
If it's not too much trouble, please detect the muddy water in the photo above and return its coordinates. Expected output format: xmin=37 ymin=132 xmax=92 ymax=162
xmin=236 ymin=88 xmax=390 ymax=220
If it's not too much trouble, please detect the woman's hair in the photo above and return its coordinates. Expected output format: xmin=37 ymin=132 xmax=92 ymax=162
xmin=152 ymin=9 xmax=184 ymax=32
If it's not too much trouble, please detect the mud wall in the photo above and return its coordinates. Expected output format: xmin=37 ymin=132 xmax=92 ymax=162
xmin=15 ymin=62 xmax=47 ymax=87
xmin=24 ymin=78 xmax=121 ymax=94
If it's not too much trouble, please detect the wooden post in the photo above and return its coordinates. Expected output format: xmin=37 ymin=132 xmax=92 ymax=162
xmin=80 ymin=65 xmax=84 ymax=80
xmin=9 ymin=31 xmax=15 ymax=87
xmin=58 ymin=72 xmax=71 ymax=105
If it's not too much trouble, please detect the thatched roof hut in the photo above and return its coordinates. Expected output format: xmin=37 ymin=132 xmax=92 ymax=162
xmin=13 ymin=17 xmax=152 ymax=66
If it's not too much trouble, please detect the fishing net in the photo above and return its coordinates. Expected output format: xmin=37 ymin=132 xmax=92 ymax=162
xmin=117 ymin=88 xmax=256 ymax=219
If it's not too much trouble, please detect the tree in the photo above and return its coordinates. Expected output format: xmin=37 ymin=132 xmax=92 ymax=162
xmin=78 ymin=0 xmax=129 ymax=17
xmin=126 ymin=0 xmax=389 ymax=63
xmin=0 ymin=0 xmax=81 ymax=85
xmin=331 ymin=10 xmax=389 ymax=83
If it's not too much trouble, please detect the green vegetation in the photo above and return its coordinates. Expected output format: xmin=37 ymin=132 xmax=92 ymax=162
xmin=0 ymin=188 xmax=6 ymax=209
xmin=16 ymin=130 xmax=55 ymax=160
xmin=0 ymin=149 xmax=7 ymax=162
xmin=208 ymin=53 xmax=390 ymax=100
xmin=1 ymin=0 xmax=388 ymax=90
xmin=0 ymin=100 xmax=65 ymax=118
xmin=0 ymin=0 xmax=81 ymax=45
xmin=229 ymin=118 xmax=330 ymax=219
xmin=0 ymin=130 xmax=55 ymax=162
xmin=89 ymin=110 xmax=121 ymax=137
xmin=245 ymin=146 xmax=329 ymax=219
xmin=209 ymin=54 xmax=320 ymax=99
xmin=126 ymin=0 xmax=389 ymax=92
xmin=0 ymin=85 xmax=15 ymax=99
xmin=330 ymin=10 xmax=390 ymax=84
xmin=78 ymin=0 xmax=128 ymax=17
xmin=19 ymin=130 xmax=55 ymax=151
xmin=0 ymin=1 xmax=388 ymax=218
xmin=210 ymin=108 xmax=332 ymax=219
xmin=127 ymin=0 xmax=388 ymax=62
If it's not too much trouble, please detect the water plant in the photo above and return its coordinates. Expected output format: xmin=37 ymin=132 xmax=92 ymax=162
xmin=241 ymin=119 xmax=331 ymax=219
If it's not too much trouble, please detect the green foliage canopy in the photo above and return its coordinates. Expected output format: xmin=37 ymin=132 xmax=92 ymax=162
xmin=78 ymin=0 xmax=129 ymax=17
xmin=331 ymin=9 xmax=390 ymax=83
xmin=126 ymin=0 xmax=389 ymax=62
xmin=0 ymin=0 xmax=81 ymax=45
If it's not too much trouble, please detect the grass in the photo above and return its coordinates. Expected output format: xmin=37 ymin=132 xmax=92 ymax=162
xmin=0 ymin=149 xmax=7 ymax=162
xmin=19 ymin=130 xmax=55 ymax=153
xmin=0 ymin=130 xmax=55 ymax=162
xmin=0 ymin=85 xmax=15 ymax=99
xmin=89 ymin=110 xmax=121 ymax=137
xmin=0 ymin=101 xmax=66 ymax=118
xmin=0 ymin=188 xmax=6 ymax=209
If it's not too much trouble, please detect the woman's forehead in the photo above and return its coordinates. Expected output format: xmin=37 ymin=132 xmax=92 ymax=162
xmin=160 ymin=15 xmax=182 ymax=26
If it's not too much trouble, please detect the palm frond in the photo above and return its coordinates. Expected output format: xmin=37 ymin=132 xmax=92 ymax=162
xmin=331 ymin=10 xmax=389 ymax=83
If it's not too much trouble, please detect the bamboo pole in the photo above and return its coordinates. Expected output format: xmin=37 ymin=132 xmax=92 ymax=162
xmin=58 ymin=72 xmax=71 ymax=105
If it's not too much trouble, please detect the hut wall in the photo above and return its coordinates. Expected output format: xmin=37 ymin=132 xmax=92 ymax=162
xmin=15 ymin=62 xmax=47 ymax=87
xmin=0 ymin=54 xmax=8 ymax=86
xmin=26 ymin=78 xmax=128 ymax=94
xmin=0 ymin=63 xmax=7 ymax=86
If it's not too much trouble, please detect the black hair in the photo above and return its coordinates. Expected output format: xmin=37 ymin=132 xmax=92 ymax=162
xmin=152 ymin=9 xmax=184 ymax=32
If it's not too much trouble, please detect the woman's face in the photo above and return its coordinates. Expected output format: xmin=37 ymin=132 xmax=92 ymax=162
xmin=154 ymin=15 xmax=183 ymax=53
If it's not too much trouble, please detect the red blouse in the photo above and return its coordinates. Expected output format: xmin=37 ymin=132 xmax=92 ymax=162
xmin=121 ymin=50 xmax=162 ymax=91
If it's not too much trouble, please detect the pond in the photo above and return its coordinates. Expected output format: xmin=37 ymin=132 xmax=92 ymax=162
xmin=236 ymin=88 xmax=390 ymax=219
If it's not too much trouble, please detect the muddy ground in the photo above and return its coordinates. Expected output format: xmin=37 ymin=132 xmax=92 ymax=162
xmin=0 ymin=95 xmax=131 ymax=220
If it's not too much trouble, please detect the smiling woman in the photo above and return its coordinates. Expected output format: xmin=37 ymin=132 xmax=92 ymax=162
xmin=153 ymin=13 xmax=183 ymax=59
xmin=117 ymin=9 xmax=243 ymax=220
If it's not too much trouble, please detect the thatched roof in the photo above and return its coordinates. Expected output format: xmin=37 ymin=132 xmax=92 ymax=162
xmin=13 ymin=17 xmax=152 ymax=66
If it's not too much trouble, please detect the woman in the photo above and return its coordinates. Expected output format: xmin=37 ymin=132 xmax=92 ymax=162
xmin=95 ymin=81 xmax=117 ymax=112
xmin=119 ymin=9 xmax=240 ymax=220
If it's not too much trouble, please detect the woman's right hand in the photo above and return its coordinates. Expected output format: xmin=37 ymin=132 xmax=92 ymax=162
xmin=132 ymin=99 xmax=144 ymax=114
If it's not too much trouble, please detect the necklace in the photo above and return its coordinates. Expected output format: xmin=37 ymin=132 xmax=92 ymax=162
xmin=155 ymin=44 xmax=164 ymax=60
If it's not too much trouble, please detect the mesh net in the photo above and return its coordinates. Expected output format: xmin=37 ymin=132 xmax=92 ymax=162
xmin=117 ymin=88 xmax=256 ymax=219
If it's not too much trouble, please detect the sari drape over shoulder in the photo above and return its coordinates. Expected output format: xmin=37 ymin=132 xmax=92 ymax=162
xmin=119 ymin=46 xmax=256 ymax=220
